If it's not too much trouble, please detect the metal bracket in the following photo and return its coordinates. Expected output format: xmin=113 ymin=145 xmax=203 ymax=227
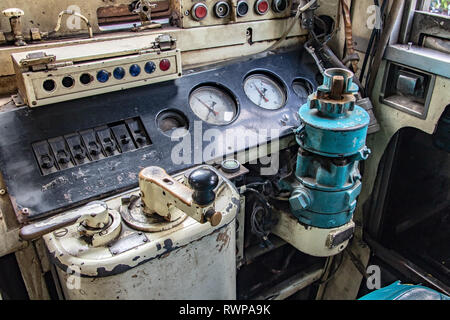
xmin=19 ymin=51 xmax=56 ymax=71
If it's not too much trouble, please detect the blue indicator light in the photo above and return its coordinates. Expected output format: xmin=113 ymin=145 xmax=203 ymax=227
xmin=96 ymin=70 xmax=109 ymax=83
xmin=129 ymin=64 xmax=141 ymax=77
xmin=145 ymin=61 xmax=156 ymax=74
xmin=113 ymin=67 xmax=125 ymax=80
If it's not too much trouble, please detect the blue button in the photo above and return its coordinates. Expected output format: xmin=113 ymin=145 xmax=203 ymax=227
xmin=129 ymin=64 xmax=141 ymax=77
xmin=145 ymin=61 xmax=156 ymax=74
xmin=113 ymin=67 xmax=125 ymax=80
xmin=96 ymin=70 xmax=109 ymax=83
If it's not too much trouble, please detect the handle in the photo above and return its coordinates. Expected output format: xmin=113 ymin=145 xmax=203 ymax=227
xmin=139 ymin=166 xmax=222 ymax=226
xmin=19 ymin=201 xmax=109 ymax=241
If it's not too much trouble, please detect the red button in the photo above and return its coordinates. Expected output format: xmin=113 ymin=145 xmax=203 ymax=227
xmin=159 ymin=59 xmax=171 ymax=71
xmin=193 ymin=4 xmax=208 ymax=20
xmin=256 ymin=0 xmax=269 ymax=14
xmin=196 ymin=6 xmax=207 ymax=18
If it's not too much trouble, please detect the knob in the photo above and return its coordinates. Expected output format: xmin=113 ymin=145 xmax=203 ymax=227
xmin=188 ymin=168 xmax=218 ymax=206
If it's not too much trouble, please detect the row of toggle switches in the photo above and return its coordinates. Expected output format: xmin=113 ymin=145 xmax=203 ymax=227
xmin=32 ymin=118 xmax=151 ymax=175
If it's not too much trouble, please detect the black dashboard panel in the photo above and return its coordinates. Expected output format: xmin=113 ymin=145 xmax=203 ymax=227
xmin=0 ymin=48 xmax=318 ymax=221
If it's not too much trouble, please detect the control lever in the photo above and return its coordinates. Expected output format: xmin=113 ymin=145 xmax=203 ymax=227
xmin=19 ymin=201 xmax=121 ymax=246
xmin=139 ymin=166 xmax=222 ymax=226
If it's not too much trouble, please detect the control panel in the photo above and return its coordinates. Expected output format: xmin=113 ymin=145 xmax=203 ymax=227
xmin=173 ymin=0 xmax=292 ymax=28
xmin=0 ymin=49 xmax=319 ymax=222
xmin=11 ymin=34 xmax=181 ymax=107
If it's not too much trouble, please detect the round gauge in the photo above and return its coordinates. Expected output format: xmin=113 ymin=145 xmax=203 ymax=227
xmin=189 ymin=85 xmax=238 ymax=125
xmin=292 ymin=79 xmax=314 ymax=101
xmin=243 ymin=74 xmax=286 ymax=110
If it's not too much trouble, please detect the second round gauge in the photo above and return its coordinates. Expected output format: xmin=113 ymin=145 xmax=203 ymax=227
xmin=243 ymin=73 xmax=286 ymax=110
xmin=189 ymin=85 xmax=238 ymax=125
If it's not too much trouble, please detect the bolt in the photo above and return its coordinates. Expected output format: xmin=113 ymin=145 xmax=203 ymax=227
xmin=21 ymin=208 xmax=29 ymax=215
xmin=289 ymin=188 xmax=311 ymax=211
xmin=0 ymin=189 xmax=5 ymax=195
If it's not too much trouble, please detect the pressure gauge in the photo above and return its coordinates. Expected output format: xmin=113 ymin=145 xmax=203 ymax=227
xmin=243 ymin=74 xmax=286 ymax=110
xmin=189 ymin=85 xmax=238 ymax=125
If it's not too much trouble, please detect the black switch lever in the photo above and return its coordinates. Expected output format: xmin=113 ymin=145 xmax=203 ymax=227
xmin=188 ymin=168 xmax=219 ymax=206
xmin=56 ymin=149 xmax=70 ymax=164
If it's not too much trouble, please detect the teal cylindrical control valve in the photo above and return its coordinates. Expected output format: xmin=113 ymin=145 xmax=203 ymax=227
xmin=289 ymin=68 xmax=371 ymax=229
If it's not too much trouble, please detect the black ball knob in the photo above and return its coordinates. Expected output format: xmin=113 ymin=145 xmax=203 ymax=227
xmin=188 ymin=168 xmax=219 ymax=206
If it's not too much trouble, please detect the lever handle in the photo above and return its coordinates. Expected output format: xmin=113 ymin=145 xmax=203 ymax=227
xmin=139 ymin=166 xmax=222 ymax=226
xmin=19 ymin=201 xmax=109 ymax=241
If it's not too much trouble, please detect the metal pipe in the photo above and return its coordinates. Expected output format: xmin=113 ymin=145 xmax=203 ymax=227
xmin=244 ymin=236 xmax=286 ymax=264
xmin=52 ymin=10 xmax=93 ymax=38
xmin=367 ymin=0 xmax=406 ymax=97
xmin=252 ymin=265 xmax=324 ymax=300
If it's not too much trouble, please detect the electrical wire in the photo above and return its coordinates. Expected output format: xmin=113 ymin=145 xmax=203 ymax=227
xmin=266 ymin=0 xmax=318 ymax=51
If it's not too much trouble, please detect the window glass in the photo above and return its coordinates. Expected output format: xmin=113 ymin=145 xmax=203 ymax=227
xmin=428 ymin=0 xmax=449 ymax=15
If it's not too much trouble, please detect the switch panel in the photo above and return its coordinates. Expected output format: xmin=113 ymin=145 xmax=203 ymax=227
xmin=173 ymin=0 xmax=292 ymax=28
xmin=33 ymin=117 xmax=151 ymax=176
xmin=11 ymin=34 xmax=181 ymax=107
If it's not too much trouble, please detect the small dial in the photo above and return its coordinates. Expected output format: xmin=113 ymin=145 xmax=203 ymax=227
xmin=243 ymin=74 xmax=286 ymax=110
xmin=189 ymin=86 xmax=238 ymax=125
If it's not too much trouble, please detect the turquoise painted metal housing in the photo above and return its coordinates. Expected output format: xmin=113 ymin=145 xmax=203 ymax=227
xmin=288 ymin=68 xmax=371 ymax=229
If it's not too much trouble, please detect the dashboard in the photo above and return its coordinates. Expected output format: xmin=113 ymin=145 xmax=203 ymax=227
xmin=0 ymin=48 xmax=319 ymax=222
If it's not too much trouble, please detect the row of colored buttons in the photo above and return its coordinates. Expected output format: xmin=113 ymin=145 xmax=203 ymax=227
xmin=191 ymin=0 xmax=288 ymax=20
xmin=42 ymin=59 xmax=171 ymax=92
xmin=97 ymin=59 xmax=171 ymax=83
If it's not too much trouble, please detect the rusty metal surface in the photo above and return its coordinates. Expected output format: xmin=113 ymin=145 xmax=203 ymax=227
xmin=97 ymin=1 xmax=171 ymax=25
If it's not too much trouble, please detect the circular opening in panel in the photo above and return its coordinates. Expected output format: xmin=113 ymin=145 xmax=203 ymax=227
xmin=292 ymin=78 xmax=314 ymax=101
xmin=43 ymin=79 xmax=56 ymax=92
xmin=156 ymin=109 xmax=189 ymax=138
xmin=62 ymin=76 xmax=75 ymax=88
xmin=80 ymin=73 xmax=93 ymax=85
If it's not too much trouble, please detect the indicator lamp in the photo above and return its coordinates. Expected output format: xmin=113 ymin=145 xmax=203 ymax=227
xmin=96 ymin=70 xmax=110 ymax=83
xmin=192 ymin=3 xmax=208 ymax=21
xmin=129 ymin=64 xmax=141 ymax=77
xmin=214 ymin=1 xmax=230 ymax=18
xmin=145 ymin=61 xmax=156 ymax=74
xmin=255 ymin=0 xmax=269 ymax=15
xmin=113 ymin=67 xmax=125 ymax=80
xmin=221 ymin=159 xmax=240 ymax=174
xmin=236 ymin=0 xmax=249 ymax=17
xmin=159 ymin=59 xmax=171 ymax=71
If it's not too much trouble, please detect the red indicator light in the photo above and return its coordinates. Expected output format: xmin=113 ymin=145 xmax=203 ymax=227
xmin=192 ymin=3 xmax=208 ymax=20
xmin=159 ymin=59 xmax=171 ymax=71
xmin=255 ymin=0 xmax=269 ymax=14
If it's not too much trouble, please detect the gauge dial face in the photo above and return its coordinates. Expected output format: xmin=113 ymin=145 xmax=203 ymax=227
xmin=243 ymin=74 xmax=286 ymax=110
xmin=189 ymin=86 xmax=237 ymax=125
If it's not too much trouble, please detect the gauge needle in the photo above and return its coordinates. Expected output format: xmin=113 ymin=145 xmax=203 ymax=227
xmin=196 ymin=97 xmax=219 ymax=116
xmin=255 ymin=86 xmax=269 ymax=102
